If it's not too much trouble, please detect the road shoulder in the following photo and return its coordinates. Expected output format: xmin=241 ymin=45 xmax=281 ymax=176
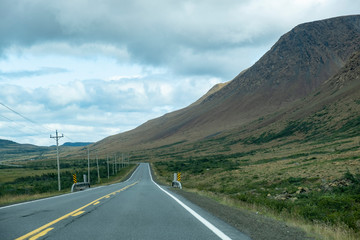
xmin=169 ymin=188 xmax=314 ymax=240
xmin=150 ymin=163 xmax=314 ymax=239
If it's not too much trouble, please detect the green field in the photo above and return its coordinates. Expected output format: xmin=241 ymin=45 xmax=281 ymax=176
xmin=150 ymin=128 xmax=360 ymax=240
xmin=0 ymin=158 xmax=136 ymax=206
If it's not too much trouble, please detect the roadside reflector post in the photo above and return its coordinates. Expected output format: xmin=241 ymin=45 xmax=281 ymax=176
xmin=71 ymin=174 xmax=91 ymax=192
xmin=172 ymin=172 xmax=182 ymax=189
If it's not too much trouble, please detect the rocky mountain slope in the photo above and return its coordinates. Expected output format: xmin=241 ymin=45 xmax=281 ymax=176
xmin=235 ymin=49 xmax=360 ymax=144
xmin=87 ymin=15 xmax=360 ymax=156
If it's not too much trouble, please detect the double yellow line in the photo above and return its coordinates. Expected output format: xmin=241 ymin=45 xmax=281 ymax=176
xmin=16 ymin=181 xmax=139 ymax=240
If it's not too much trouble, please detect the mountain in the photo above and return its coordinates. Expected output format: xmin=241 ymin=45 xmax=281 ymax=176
xmin=0 ymin=139 xmax=19 ymax=148
xmin=85 ymin=15 xmax=360 ymax=156
xmin=0 ymin=139 xmax=93 ymax=162
xmin=6 ymin=16 xmax=358 ymax=234
xmin=234 ymin=49 xmax=360 ymax=144
xmin=325 ymin=51 xmax=360 ymax=90
xmin=62 ymin=142 xmax=93 ymax=147
xmin=0 ymin=139 xmax=53 ymax=162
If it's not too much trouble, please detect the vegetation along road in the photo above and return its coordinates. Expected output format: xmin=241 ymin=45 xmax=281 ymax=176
xmin=0 ymin=163 xmax=250 ymax=240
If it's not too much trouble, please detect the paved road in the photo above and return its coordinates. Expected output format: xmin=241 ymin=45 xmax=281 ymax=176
xmin=0 ymin=163 xmax=250 ymax=240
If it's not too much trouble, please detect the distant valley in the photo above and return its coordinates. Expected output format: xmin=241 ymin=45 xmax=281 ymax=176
xmin=2 ymin=15 xmax=360 ymax=238
xmin=0 ymin=139 xmax=92 ymax=162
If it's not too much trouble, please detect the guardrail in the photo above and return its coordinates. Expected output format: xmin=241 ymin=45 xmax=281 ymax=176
xmin=172 ymin=181 xmax=182 ymax=189
xmin=71 ymin=182 xmax=90 ymax=192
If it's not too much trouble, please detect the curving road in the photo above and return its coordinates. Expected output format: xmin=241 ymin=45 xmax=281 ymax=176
xmin=0 ymin=163 xmax=250 ymax=240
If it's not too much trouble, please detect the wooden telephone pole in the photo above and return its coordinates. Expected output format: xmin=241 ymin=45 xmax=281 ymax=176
xmin=50 ymin=130 xmax=64 ymax=191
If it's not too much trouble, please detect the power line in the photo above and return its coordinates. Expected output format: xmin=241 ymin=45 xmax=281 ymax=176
xmin=0 ymin=102 xmax=40 ymax=126
xmin=0 ymin=102 xmax=53 ymax=134
xmin=0 ymin=113 xmax=42 ymax=135
xmin=0 ymin=114 xmax=26 ymax=133
xmin=0 ymin=102 xmax=78 ymax=144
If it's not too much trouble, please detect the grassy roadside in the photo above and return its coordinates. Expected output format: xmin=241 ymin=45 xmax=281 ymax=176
xmin=0 ymin=163 xmax=137 ymax=207
xmin=181 ymin=188 xmax=357 ymax=240
xmin=145 ymin=109 xmax=360 ymax=239
xmin=151 ymin=155 xmax=360 ymax=240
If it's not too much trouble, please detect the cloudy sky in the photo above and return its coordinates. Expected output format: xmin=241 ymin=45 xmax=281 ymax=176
xmin=0 ymin=0 xmax=358 ymax=146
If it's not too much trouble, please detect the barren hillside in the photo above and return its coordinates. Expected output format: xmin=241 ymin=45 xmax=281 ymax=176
xmin=84 ymin=15 xmax=360 ymax=156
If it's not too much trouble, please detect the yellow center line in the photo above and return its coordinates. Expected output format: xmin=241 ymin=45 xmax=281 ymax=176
xmin=71 ymin=211 xmax=85 ymax=217
xmin=28 ymin=228 xmax=53 ymax=240
xmin=15 ymin=181 xmax=138 ymax=240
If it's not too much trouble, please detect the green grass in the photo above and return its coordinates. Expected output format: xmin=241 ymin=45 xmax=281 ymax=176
xmin=0 ymin=158 xmax=136 ymax=206
xmin=153 ymin=149 xmax=360 ymax=235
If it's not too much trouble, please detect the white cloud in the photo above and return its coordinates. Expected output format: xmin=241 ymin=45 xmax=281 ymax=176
xmin=0 ymin=72 xmax=219 ymax=145
xmin=0 ymin=0 xmax=359 ymax=145
xmin=46 ymin=81 xmax=87 ymax=106
xmin=25 ymin=42 xmax=130 ymax=61
xmin=108 ymin=75 xmax=143 ymax=81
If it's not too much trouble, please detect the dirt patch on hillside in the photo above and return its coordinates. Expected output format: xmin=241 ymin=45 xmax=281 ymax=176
xmin=169 ymin=188 xmax=314 ymax=240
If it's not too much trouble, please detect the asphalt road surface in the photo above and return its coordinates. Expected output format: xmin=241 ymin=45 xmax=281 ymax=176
xmin=0 ymin=163 xmax=250 ymax=240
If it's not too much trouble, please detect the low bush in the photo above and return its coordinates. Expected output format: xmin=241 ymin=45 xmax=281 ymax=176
xmin=155 ymin=160 xmax=360 ymax=232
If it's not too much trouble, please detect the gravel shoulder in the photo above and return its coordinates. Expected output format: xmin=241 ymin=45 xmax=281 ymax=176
xmin=150 ymin=164 xmax=315 ymax=240
xmin=169 ymin=188 xmax=315 ymax=240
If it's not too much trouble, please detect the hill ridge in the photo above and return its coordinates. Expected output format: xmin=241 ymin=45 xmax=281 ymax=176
xmin=84 ymin=15 xmax=360 ymax=155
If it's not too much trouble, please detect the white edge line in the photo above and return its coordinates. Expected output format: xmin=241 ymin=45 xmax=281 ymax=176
xmin=147 ymin=163 xmax=232 ymax=240
xmin=0 ymin=164 xmax=140 ymax=210
xmin=124 ymin=163 xmax=140 ymax=183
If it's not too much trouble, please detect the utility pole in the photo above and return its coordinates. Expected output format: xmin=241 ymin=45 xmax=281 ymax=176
xmin=96 ymin=153 xmax=100 ymax=183
xmin=122 ymin=153 xmax=124 ymax=168
xmin=87 ymin=146 xmax=90 ymax=184
xmin=50 ymin=130 xmax=64 ymax=191
xmin=107 ymin=155 xmax=109 ymax=179
xmin=113 ymin=155 xmax=115 ymax=175
xmin=115 ymin=154 xmax=118 ymax=174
